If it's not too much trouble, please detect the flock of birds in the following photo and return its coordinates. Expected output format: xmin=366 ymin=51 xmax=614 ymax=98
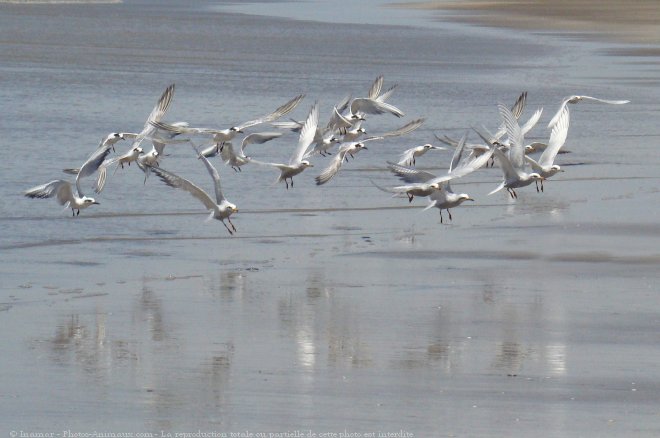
xmin=24 ymin=76 xmax=630 ymax=234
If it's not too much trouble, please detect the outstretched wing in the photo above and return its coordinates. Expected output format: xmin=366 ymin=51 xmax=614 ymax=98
xmin=240 ymin=132 xmax=283 ymax=154
xmin=350 ymin=98 xmax=404 ymax=118
xmin=75 ymin=138 xmax=113 ymax=197
xmin=386 ymin=161 xmax=437 ymax=184
xmin=291 ymin=102 xmax=319 ymax=165
xmin=539 ymin=107 xmax=570 ymax=167
xmin=24 ymin=180 xmax=74 ymax=206
xmin=237 ymin=94 xmax=305 ymax=131
xmin=150 ymin=166 xmax=217 ymax=211
xmin=190 ymin=142 xmax=225 ymax=205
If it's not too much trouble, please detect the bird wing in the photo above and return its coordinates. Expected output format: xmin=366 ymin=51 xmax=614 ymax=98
xmin=520 ymin=107 xmax=543 ymax=136
xmin=220 ymin=142 xmax=238 ymax=164
xmin=539 ymin=107 xmax=570 ymax=167
xmin=580 ymin=96 xmax=631 ymax=105
xmin=367 ymin=75 xmax=384 ymax=100
xmin=491 ymin=146 xmax=519 ymax=183
xmin=378 ymin=118 xmax=425 ymax=138
xmin=350 ymin=98 xmax=404 ymax=118
xmin=397 ymin=148 xmax=416 ymax=166
xmin=191 ymin=142 xmax=225 ymax=204
xmin=236 ymin=94 xmax=305 ymax=131
xmin=386 ymin=161 xmax=437 ymax=184
xmin=315 ymin=150 xmax=346 ymax=186
xmin=131 ymin=84 xmax=175 ymax=147
xmin=290 ymin=101 xmax=319 ymax=165
xmin=498 ymin=103 xmax=525 ymax=169
xmin=150 ymin=165 xmax=217 ymax=211
xmin=25 ymin=180 xmax=74 ymax=206
xmin=75 ymin=138 xmax=113 ymax=197
xmin=326 ymin=105 xmax=354 ymax=131
xmin=240 ymin=132 xmax=283 ymax=154
xmin=376 ymin=84 xmax=397 ymax=102
xmin=448 ymin=132 xmax=468 ymax=174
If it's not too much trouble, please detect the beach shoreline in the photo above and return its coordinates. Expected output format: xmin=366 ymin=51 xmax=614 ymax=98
xmin=395 ymin=0 xmax=660 ymax=46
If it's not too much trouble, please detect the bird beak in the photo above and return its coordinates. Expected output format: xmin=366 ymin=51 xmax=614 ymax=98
xmin=93 ymin=201 xmax=100 ymax=205
xmin=467 ymin=197 xmax=475 ymax=201
xmin=362 ymin=146 xmax=368 ymax=150
xmin=234 ymin=208 xmax=239 ymax=212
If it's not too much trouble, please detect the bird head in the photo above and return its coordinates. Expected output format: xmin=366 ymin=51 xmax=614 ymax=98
xmin=301 ymin=160 xmax=313 ymax=168
xmin=460 ymin=194 xmax=475 ymax=202
xmin=82 ymin=197 xmax=100 ymax=205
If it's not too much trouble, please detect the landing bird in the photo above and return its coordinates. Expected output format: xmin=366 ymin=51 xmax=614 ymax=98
xmin=397 ymin=143 xmax=445 ymax=166
xmin=547 ymin=95 xmax=630 ymax=128
xmin=217 ymin=132 xmax=283 ymax=171
xmin=488 ymin=104 xmax=544 ymax=198
xmin=26 ymin=138 xmax=112 ymax=216
xmin=251 ymin=102 xmax=319 ymax=189
xmin=149 ymin=142 xmax=239 ymax=235
xmin=525 ymin=106 xmax=570 ymax=192
xmin=383 ymin=133 xmax=483 ymax=224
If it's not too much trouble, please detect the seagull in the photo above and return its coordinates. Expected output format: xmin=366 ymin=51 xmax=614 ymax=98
xmin=547 ymin=95 xmax=630 ymax=128
xmin=251 ymin=102 xmax=319 ymax=189
xmin=150 ymin=94 xmax=305 ymax=148
xmin=26 ymin=138 xmax=112 ymax=216
xmin=149 ymin=142 xmax=239 ymax=235
xmin=488 ymin=104 xmax=544 ymax=198
xmin=397 ymin=143 xmax=445 ymax=166
xmin=217 ymin=132 xmax=283 ymax=171
xmin=524 ymin=106 xmax=570 ymax=192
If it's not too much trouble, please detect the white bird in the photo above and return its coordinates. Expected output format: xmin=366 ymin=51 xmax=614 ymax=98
xmin=150 ymin=94 xmax=305 ymax=147
xmin=381 ymin=133 xmax=487 ymax=203
xmin=217 ymin=132 xmax=283 ymax=171
xmin=525 ymin=106 xmax=570 ymax=192
xmin=383 ymin=134 xmax=482 ymax=223
xmin=397 ymin=143 xmax=445 ymax=166
xmin=149 ymin=142 xmax=239 ymax=235
xmin=547 ymin=95 xmax=630 ymax=128
xmin=252 ymin=102 xmax=319 ymax=189
xmin=488 ymin=104 xmax=544 ymax=198
xmin=24 ymin=180 xmax=100 ymax=217
xmin=314 ymin=117 xmax=426 ymax=186
xmin=26 ymin=138 xmax=112 ymax=215
xmin=315 ymin=141 xmax=370 ymax=186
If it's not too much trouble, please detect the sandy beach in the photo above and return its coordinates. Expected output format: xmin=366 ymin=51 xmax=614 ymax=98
xmin=1 ymin=0 xmax=659 ymax=436
xmin=402 ymin=0 xmax=660 ymax=45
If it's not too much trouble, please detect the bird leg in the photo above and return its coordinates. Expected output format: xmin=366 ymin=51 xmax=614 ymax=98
xmin=76 ymin=209 xmax=80 ymax=216
xmin=541 ymin=179 xmax=545 ymax=192
xmin=222 ymin=221 xmax=233 ymax=235
xmin=448 ymin=209 xmax=453 ymax=221
xmin=285 ymin=179 xmax=289 ymax=189
xmin=72 ymin=209 xmax=76 ymax=217
xmin=227 ymin=218 xmax=237 ymax=232
xmin=536 ymin=180 xmax=540 ymax=192
xmin=439 ymin=210 xmax=444 ymax=224
xmin=290 ymin=178 xmax=294 ymax=188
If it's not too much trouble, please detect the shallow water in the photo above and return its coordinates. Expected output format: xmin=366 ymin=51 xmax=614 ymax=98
xmin=1 ymin=1 xmax=660 ymax=436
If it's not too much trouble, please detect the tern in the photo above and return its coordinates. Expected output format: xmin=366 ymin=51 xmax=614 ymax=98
xmin=25 ymin=138 xmax=112 ymax=215
xmin=488 ymin=104 xmax=544 ymax=198
xmin=383 ymin=134 xmax=484 ymax=223
xmin=381 ymin=133 xmax=488 ymax=203
xmin=216 ymin=132 xmax=283 ymax=171
xmin=251 ymin=102 xmax=319 ymax=189
xmin=397 ymin=143 xmax=445 ymax=166
xmin=149 ymin=142 xmax=239 ymax=235
xmin=547 ymin=95 xmax=630 ymax=128
xmin=525 ymin=106 xmax=570 ymax=191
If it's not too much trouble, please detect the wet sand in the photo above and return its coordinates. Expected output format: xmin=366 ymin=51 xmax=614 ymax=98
xmin=402 ymin=0 xmax=660 ymax=46
xmin=1 ymin=0 xmax=660 ymax=436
